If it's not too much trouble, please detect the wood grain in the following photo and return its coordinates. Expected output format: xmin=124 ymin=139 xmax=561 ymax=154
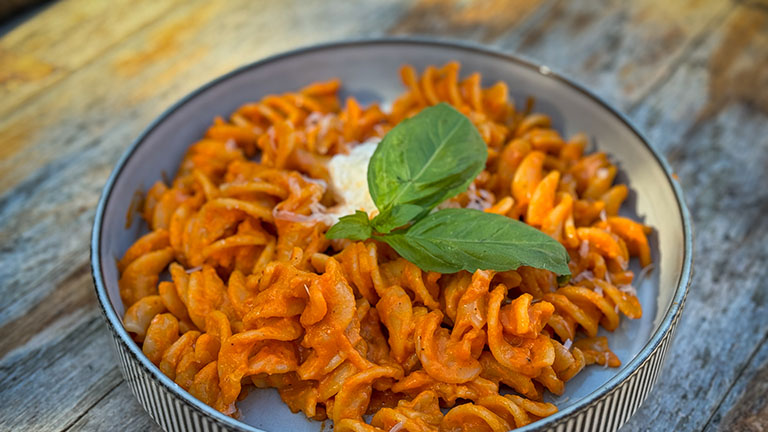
xmin=507 ymin=0 xmax=733 ymax=109
xmin=64 ymin=381 xmax=161 ymax=432
xmin=388 ymin=0 xmax=548 ymax=41
xmin=705 ymin=335 xmax=768 ymax=431
xmin=0 ymin=0 xmax=766 ymax=431
xmin=623 ymin=3 xmax=768 ymax=430
xmin=0 ymin=0 xmax=178 ymax=120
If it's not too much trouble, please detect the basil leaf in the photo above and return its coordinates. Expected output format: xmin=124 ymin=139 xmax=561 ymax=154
xmin=379 ymin=208 xmax=571 ymax=275
xmin=368 ymin=103 xmax=487 ymax=233
xmin=325 ymin=211 xmax=372 ymax=241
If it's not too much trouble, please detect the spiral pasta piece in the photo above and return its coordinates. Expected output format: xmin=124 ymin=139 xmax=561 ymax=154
xmin=487 ymin=284 xmax=554 ymax=376
xmin=440 ymin=403 xmax=511 ymax=432
xmin=415 ymin=310 xmax=482 ymax=384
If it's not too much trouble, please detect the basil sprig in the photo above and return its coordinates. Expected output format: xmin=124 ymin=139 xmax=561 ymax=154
xmin=326 ymin=103 xmax=570 ymax=275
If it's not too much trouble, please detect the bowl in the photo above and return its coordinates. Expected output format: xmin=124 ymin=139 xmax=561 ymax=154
xmin=91 ymin=38 xmax=693 ymax=432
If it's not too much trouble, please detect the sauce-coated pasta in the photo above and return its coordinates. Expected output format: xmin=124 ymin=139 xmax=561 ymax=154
xmin=119 ymin=62 xmax=652 ymax=431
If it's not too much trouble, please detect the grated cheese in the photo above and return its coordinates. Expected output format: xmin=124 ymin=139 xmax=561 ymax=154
xmin=579 ymin=240 xmax=590 ymax=258
xmin=618 ymin=284 xmax=638 ymax=296
xmin=323 ymin=139 xmax=380 ymax=224
xmin=572 ymin=270 xmax=594 ymax=283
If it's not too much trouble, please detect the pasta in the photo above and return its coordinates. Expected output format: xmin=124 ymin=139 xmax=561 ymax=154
xmin=119 ymin=62 xmax=652 ymax=431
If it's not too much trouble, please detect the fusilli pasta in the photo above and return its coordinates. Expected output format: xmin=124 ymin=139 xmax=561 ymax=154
xmin=119 ymin=62 xmax=652 ymax=431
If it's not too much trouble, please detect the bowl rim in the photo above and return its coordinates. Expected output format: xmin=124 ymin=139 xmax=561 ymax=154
xmin=90 ymin=36 xmax=693 ymax=432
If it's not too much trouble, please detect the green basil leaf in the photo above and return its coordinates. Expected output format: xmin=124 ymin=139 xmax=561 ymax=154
xmin=325 ymin=211 xmax=373 ymax=241
xmin=367 ymin=204 xmax=424 ymax=233
xmin=368 ymin=103 xmax=487 ymax=233
xmin=379 ymin=208 xmax=571 ymax=275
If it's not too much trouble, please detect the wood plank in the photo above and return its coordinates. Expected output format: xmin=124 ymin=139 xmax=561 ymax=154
xmin=704 ymin=333 xmax=768 ymax=431
xmin=388 ymin=0 xmax=549 ymax=42
xmin=0 ymin=0 xmax=179 ymax=123
xmin=621 ymin=4 xmax=768 ymax=430
xmin=0 ymin=138 xmax=112 ymax=330
xmin=0 ymin=261 xmax=91 ymax=359
xmin=0 ymin=309 xmax=124 ymax=431
xmin=502 ymin=0 xmax=733 ymax=110
xmin=386 ymin=0 xmax=735 ymax=121
xmin=64 ymin=382 xmax=161 ymax=432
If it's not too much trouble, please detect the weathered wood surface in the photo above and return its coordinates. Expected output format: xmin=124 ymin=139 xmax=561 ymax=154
xmin=0 ymin=1 xmax=766 ymax=431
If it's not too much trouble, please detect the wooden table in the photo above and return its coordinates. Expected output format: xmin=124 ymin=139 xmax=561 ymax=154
xmin=1 ymin=1 xmax=766 ymax=430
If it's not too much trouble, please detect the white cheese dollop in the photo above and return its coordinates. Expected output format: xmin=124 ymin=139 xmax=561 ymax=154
xmin=324 ymin=138 xmax=380 ymax=224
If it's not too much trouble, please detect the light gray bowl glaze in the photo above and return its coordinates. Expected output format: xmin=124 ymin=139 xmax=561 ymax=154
xmin=91 ymin=38 xmax=692 ymax=432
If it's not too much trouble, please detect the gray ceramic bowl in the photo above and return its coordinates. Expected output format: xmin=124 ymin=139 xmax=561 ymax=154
xmin=91 ymin=38 xmax=692 ymax=432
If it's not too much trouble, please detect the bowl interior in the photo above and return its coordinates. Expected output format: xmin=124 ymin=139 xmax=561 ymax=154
xmin=96 ymin=41 xmax=687 ymax=432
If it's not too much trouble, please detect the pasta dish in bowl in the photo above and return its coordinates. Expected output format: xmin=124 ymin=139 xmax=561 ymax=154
xmin=91 ymin=39 xmax=692 ymax=432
